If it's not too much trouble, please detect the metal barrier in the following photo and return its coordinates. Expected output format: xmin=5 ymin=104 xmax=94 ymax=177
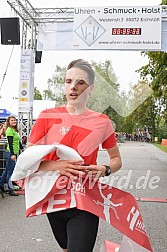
xmin=0 ymin=143 xmax=6 ymax=177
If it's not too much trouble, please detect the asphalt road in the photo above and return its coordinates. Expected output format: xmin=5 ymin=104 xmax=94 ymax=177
xmin=0 ymin=142 xmax=167 ymax=252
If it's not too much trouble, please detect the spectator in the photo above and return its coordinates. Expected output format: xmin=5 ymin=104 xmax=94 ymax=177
xmin=0 ymin=122 xmax=6 ymax=140
xmin=0 ymin=116 xmax=23 ymax=196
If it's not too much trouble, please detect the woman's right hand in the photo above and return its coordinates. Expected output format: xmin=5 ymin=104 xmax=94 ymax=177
xmin=39 ymin=159 xmax=85 ymax=179
xmin=11 ymin=155 xmax=16 ymax=161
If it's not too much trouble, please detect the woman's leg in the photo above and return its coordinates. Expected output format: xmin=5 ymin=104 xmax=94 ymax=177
xmin=47 ymin=209 xmax=69 ymax=250
xmin=0 ymin=168 xmax=7 ymax=187
xmin=47 ymin=208 xmax=99 ymax=252
xmin=67 ymin=209 xmax=99 ymax=252
xmin=0 ymin=151 xmax=10 ymax=187
xmin=5 ymin=152 xmax=15 ymax=191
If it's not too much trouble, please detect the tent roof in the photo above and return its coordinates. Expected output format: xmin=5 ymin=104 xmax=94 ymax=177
xmin=0 ymin=109 xmax=17 ymax=120
xmin=0 ymin=99 xmax=56 ymax=119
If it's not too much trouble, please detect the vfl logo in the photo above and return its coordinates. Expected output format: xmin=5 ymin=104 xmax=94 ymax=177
xmin=59 ymin=126 xmax=71 ymax=135
xmin=74 ymin=15 xmax=106 ymax=46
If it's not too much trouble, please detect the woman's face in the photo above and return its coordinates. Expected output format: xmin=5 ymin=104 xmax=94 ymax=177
xmin=9 ymin=117 xmax=17 ymax=127
xmin=65 ymin=68 xmax=93 ymax=106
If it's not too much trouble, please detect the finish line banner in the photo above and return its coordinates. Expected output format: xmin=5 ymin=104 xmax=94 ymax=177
xmin=73 ymin=6 xmax=161 ymax=50
xmin=12 ymin=145 xmax=153 ymax=252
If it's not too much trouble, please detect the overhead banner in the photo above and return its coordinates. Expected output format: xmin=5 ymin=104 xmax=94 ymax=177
xmin=37 ymin=23 xmax=57 ymax=51
xmin=73 ymin=6 xmax=162 ymax=50
xmin=18 ymin=49 xmax=35 ymax=113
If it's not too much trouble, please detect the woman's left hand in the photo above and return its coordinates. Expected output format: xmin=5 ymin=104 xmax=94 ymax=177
xmin=79 ymin=164 xmax=106 ymax=178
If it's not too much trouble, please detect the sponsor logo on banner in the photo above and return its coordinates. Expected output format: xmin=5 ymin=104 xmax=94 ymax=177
xmin=18 ymin=49 xmax=35 ymax=112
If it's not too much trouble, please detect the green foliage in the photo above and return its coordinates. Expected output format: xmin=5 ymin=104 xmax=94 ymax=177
xmin=162 ymin=0 xmax=167 ymax=5
xmin=137 ymin=52 xmax=167 ymax=105
xmin=153 ymin=143 xmax=167 ymax=153
xmin=91 ymin=60 xmax=119 ymax=90
xmin=137 ymin=51 xmax=167 ymax=137
xmin=34 ymin=87 xmax=42 ymax=100
xmin=157 ymin=121 xmax=167 ymax=141
xmin=87 ymin=60 xmax=127 ymax=131
xmin=87 ymin=60 xmax=120 ymax=115
xmin=43 ymin=89 xmax=55 ymax=100
xmin=43 ymin=65 xmax=66 ymax=103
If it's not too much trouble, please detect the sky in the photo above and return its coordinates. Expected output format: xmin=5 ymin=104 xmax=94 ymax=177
xmin=0 ymin=0 xmax=161 ymax=99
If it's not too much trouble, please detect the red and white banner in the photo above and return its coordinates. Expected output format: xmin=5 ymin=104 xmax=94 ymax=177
xmin=12 ymin=145 xmax=153 ymax=252
xmin=100 ymin=240 xmax=120 ymax=252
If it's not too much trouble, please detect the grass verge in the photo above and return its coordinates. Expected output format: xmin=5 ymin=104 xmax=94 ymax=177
xmin=153 ymin=143 xmax=167 ymax=153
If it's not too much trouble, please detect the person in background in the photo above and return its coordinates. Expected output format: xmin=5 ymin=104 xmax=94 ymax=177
xmin=0 ymin=116 xmax=23 ymax=196
xmin=0 ymin=122 xmax=7 ymax=198
xmin=26 ymin=59 xmax=122 ymax=252
xmin=0 ymin=122 xmax=6 ymax=140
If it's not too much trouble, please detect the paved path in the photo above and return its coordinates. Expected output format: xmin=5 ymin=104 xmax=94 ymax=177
xmin=0 ymin=142 xmax=166 ymax=252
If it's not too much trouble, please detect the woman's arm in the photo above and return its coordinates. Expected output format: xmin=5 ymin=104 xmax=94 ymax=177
xmin=106 ymin=145 xmax=122 ymax=174
xmin=77 ymin=145 xmax=122 ymax=178
xmin=7 ymin=136 xmax=16 ymax=161
xmin=7 ymin=136 xmax=14 ymax=154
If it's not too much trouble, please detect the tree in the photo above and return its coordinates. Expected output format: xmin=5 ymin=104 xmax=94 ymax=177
xmin=137 ymin=51 xmax=167 ymax=126
xmin=87 ymin=60 xmax=120 ymax=113
xmin=34 ymin=87 xmax=42 ymax=100
xmin=136 ymin=49 xmax=167 ymax=141
xmin=135 ymin=2 xmax=167 ymax=137
xmin=162 ymin=0 xmax=167 ymax=4
xmin=43 ymin=65 xmax=66 ymax=104
xmin=115 ymin=80 xmax=156 ymax=135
